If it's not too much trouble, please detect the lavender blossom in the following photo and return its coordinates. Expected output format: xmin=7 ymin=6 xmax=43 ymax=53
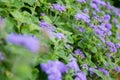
xmin=40 ymin=60 xmax=67 ymax=80
xmin=107 ymin=41 xmax=117 ymax=53
xmin=55 ymin=33 xmax=65 ymax=40
xmin=112 ymin=18 xmax=118 ymax=24
xmin=74 ymin=72 xmax=87 ymax=80
xmin=74 ymin=49 xmax=85 ymax=59
xmin=115 ymin=67 xmax=120 ymax=72
xmin=75 ymin=13 xmax=90 ymax=23
xmin=0 ymin=52 xmax=4 ymax=61
xmin=115 ymin=43 xmax=120 ymax=48
xmin=51 ymin=4 xmax=66 ymax=12
xmin=78 ymin=27 xmax=85 ymax=32
xmin=67 ymin=54 xmax=80 ymax=72
xmin=105 ymin=23 xmax=112 ymax=29
xmin=90 ymin=3 xmax=99 ymax=11
xmin=98 ymin=68 xmax=109 ymax=76
xmin=47 ymin=67 xmax=62 ymax=80
xmin=6 ymin=33 xmax=40 ymax=53
xmin=83 ymin=8 xmax=89 ymax=13
xmin=103 ymin=15 xmax=111 ymax=22
xmin=89 ymin=68 xmax=95 ymax=74
xmin=40 ymin=20 xmax=50 ymax=28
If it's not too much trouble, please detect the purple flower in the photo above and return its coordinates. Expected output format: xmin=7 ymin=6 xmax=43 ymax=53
xmin=107 ymin=41 xmax=117 ymax=53
xmin=51 ymin=4 xmax=66 ymax=12
xmin=89 ymin=68 xmax=95 ymax=74
xmin=47 ymin=67 xmax=62 ymax=80
xmin=78 ymin=27 xmax=85 ymax=32
xmin=105 ymin=23 xmax=112 ymax=29
xmin=115 ymin=67 xmax=120 ymax=72
xmin=94 ymin=28 xmax=104 ymax=37
xmin=0 ymin=52 xmax=4 ymax=61
xmin=74 ymin=49 xmax=85 ymax=59
xmin=67 ymin=54 xmax=80 ymax=72
xmin=40 ymin=20 xmax=56 ymax=31
xmin=6 ymin=33 xmax=40 ymax=53
xmin=40 ymin=20 xmax=50 ymax=28
xmin=76 ymin=0 xmax=86 ymax=3
xmin=115 ymin=43 xmax=120 ymax=48
xmin=103 ymin=15 xmax=111 ymax=22
xmin=74 ymin=72 xmax=87 ymax=80
xmin=75 ymin=13 xmax=90 ymax=23
xmin=40 ymin=60 xmax=67 ymax=80
xmin=83 ymin=8 xmax=89 ymax=13
xmin=98 ymin=68 xmax=109 ymax=76
xmin=41 ymin=60 xmax=67 ymax=73
xmin=54 ymin=33 xmax=65 ymax=40
xmin=90 ymin=3 xmax=99 ymax=11
xmin=112 ymin=18 xmax=118 ymax=24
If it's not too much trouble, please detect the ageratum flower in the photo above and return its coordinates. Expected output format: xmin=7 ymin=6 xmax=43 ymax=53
xmin=0 ymin=52 xmax=4 ymax=61
xmin=67 ymin=54 xmax=80 ymax=72
xmin=40 ymin=60 xmax=67 ymax=80
xmin=115 ymin=43 xmax=120 ymax=48
xmin=107 ymin=41 xmax=117 ymax=53
xmin=90 ymin=3 xmax=99 ymax=11
xmin=112 ymin=18 xmax=118 ymax=24
xmin=47 ymin=68 xmax=62 ymax=80
xmin=76 ymin=0 xmax=86 ymax=3
xmin=40 ymin=20 xmax=56 ymax=31
xmin=54 ymin=33 xmax=65 ymax=40
xmin=78 ymin=27 xmax=85 ymax=32
xmin=89 ymin=68 xmax=95 ymax=74
xmin=92 ymin=0 xmax=106 ymax=6
xmin=83 ymin=8 xmax=89 ymax=13
xmin=74 ymin=49 xmax=85 ymax=59
xmin=98 ymin=68 xmax=109 ymax=76
xmin=115 ymin=67 xmax=120 ymax=72
xmin=6 ymin=33 xmax=40 ymax=53
xmin=74 ymin=13 xmax=90 ymax=23
xmin=51 ymin=4 xmax=66 ymax=12
xmin=74 ymin=72 xmax=87 ymax=80
xmin=103 ymin=15 xmax=111 ymax=22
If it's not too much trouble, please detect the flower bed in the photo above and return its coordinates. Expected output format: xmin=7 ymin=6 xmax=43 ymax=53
xmin=0 ymin=0 xmax=120 ymax=80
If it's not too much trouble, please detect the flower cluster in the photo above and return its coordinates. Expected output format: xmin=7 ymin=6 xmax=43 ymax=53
xmin=6 ymin=33 xmax=40 ymax=53
xmin=51 ymin=4 xmax=66 ymax=12
xmin=40 ymin=60 xmax=67 ymax=80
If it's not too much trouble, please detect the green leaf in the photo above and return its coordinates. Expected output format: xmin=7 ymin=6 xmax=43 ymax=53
xmin=91 ymin=47 xmax=97 ymax=53
xmin=43 ymin=15 xmax=52 ymax=24
xmin=21 ymin=0 xmax=35 ymax=5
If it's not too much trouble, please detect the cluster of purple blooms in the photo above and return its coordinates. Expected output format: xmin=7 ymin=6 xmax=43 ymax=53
xmin=40 ymin=60 xmax=67 ymax=80
xmin=40 ymin=20 xmax=65 ymax=40
xmin=41 ymin=54 xmax=87 ymax=80
xmin=0 ymin=52 xmax=4 ymax=61
xmin=74 ymin=12 xmax=90 ymax=23
xmin=40 ymin=0 xmax=120 ymax=79
xmin=6 ymin=33 xmax=40 ymax=53
xmin=51 ymin=4 xmax=66 ymax=13
xmin=74 ymin=49 xmax=85 ymax=59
